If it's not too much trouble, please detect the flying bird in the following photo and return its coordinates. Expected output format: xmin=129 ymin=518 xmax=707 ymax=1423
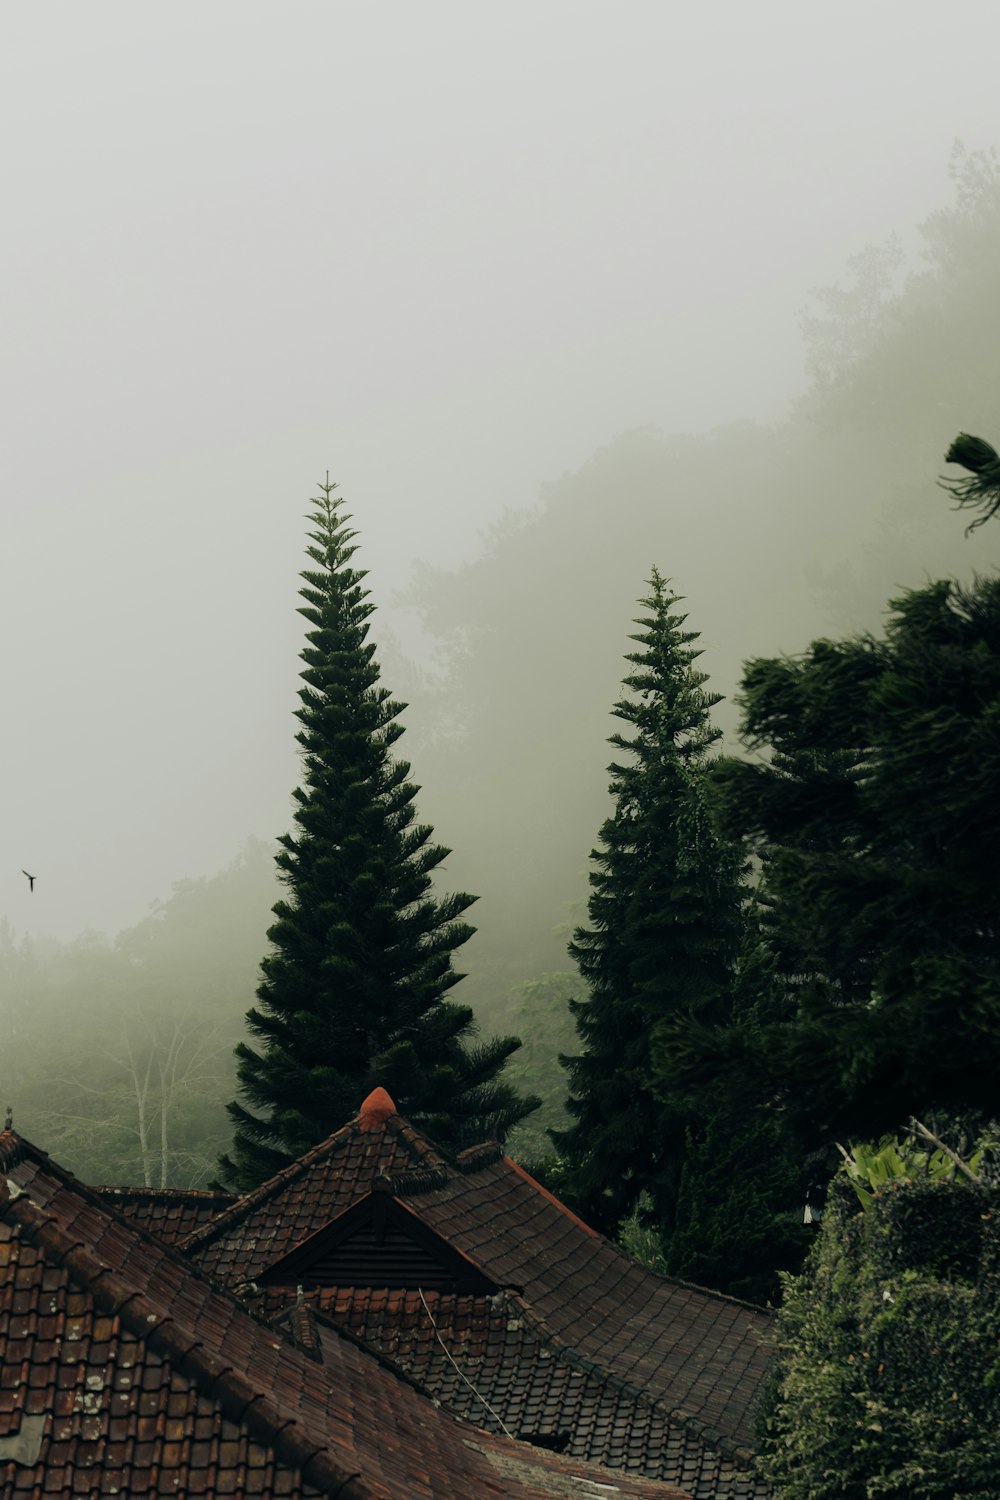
xmin=939 ymin=432 xmax=1000 ymax=534
xmin=22 ymin=870 xmax=36 ymax=892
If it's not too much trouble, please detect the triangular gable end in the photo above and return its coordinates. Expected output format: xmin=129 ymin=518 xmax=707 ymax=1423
xmin=179 ymin=1087 xmax=451 ymax=1284
xmin=257 ymin=1181 xmax=500 ymax=1294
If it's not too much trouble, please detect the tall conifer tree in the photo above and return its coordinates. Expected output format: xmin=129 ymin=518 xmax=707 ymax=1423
xmin=221 ymin=481 xmax=535 ymax=1190
xmin=555 ymin=572 xmax=747 ymax=1236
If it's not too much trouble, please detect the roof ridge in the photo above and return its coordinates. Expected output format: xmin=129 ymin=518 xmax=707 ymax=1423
xmin=93 ymin=1186 xmax=236 ymax=1204
xmin=0 ymin=1128 xmax=49 ymax=1177
xmin=455 ymin=1141 xmax=504 ymax=1172
xmin=499 ymin=1289 xmax=760 ymax=1469
xmin=0 ymin=1175 xmax=377 ymax=1499
xmin=0 ymin=1133 xmax=259 ymax=1293
xmin=385 ymin=1116 xmax=452 ymax=1176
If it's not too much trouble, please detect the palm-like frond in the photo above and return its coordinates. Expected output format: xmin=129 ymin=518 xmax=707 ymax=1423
xmin=939 ymin=432 xmax=1000 ymax=533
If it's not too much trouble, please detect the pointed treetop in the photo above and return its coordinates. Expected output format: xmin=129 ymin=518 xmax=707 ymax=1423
xmin=358 ymin=1087 xmax=397 ymax=1132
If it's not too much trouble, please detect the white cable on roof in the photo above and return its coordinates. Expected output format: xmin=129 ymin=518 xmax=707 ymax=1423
xmin=417 ymin=1286 xmax=514 ymax=1439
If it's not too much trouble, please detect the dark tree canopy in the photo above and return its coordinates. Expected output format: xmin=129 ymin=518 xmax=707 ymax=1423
xmin=655 ymin=908 xmax=814 ymax=1304
xmin=554 ymin=572 xmax=747 ymax=1236
xmin=220 ymin=482 xmax=536 ymax=1190
xmin=686 ymin=573 xmax=1000 ymax=1146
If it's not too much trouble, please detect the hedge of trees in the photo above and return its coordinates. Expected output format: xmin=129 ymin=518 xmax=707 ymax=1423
xmin=760 ymin=1132 xmax=999 ymax=1498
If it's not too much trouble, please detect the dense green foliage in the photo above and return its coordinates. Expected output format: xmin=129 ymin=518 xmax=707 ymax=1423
xmin=221 ymin=483 xmax=536 ymax=1190
xmin=761 ymin=1148 xmax=1000 ymax=1500
xmin=555 ymin=573 xmax=747 ymax=1234
xmin=656 ymin=1101 xmax=808 ymax=1304
xmin=654 ymin=916 xmax=813 ymax=1303
xmin=693 ymin=574 xmax=1000 ymax=1147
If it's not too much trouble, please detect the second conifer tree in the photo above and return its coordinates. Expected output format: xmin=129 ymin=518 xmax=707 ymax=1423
xmin=556 ymin=571 xmax=747 ymax=1237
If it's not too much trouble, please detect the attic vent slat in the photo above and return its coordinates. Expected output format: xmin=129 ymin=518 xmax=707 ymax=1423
xmin=257 ymin=1191 xmax=499 ymax=1295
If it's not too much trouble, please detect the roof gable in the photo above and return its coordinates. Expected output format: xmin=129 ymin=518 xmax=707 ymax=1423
xmin=183 ymin=1094 xmax=449 ymax=1284
xmin=258 ymin=1183 xmax=499 ymax=1294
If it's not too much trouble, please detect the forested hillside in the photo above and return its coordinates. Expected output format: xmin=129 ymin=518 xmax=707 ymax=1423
xmin=400 ymin=147 xmax=1000 ymax=1062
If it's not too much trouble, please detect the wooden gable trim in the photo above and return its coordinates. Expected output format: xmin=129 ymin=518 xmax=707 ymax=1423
xmin=257 ymin=1185 xmax=500 ymax=1294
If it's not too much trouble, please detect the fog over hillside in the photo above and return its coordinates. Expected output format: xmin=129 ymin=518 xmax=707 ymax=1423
xmin=4 ymin=1 xmax=999 ymax=941
xmin=2 ymin=3 xmax=1000 ymax=1176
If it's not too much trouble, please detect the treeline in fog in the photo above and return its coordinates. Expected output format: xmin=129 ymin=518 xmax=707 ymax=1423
xmin=1 ymin=146 xmax=999 ymax=1188
xmin=393 ymin=144 xmax=1000 ymax=1154
xmin=0 ymin=843 xmax=277 ymax=1187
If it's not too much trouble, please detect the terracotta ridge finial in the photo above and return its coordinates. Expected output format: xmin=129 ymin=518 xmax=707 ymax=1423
xmin=358 ymin=1086 xmax=396 ymax=1131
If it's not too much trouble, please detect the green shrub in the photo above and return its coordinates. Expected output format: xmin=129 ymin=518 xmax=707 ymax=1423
xmin=760 ymin=1165 xmax=1000 ymax=1500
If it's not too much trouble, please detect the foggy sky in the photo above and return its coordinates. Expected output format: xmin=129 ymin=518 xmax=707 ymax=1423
xmin=3 ymin=0 xmax=999 ymax=940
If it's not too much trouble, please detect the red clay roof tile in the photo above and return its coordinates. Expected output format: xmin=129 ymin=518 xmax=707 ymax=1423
xmin=0 ymin=1130 xmax=691 ymax=1499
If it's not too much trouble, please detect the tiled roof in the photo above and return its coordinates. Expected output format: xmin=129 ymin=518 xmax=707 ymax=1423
xmin=182 ymin=1092 xmax=772 ymax=1497
xmin=92 ymin=1185 xmax=236 ymax=1243
xmin=266 ymin=1289 xmax=765 ymax=1500
xmin=409 ymin=1155 xmax=772 ymax=1457
xmin=0 ymin=1130 xmax=690 ymax=1499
